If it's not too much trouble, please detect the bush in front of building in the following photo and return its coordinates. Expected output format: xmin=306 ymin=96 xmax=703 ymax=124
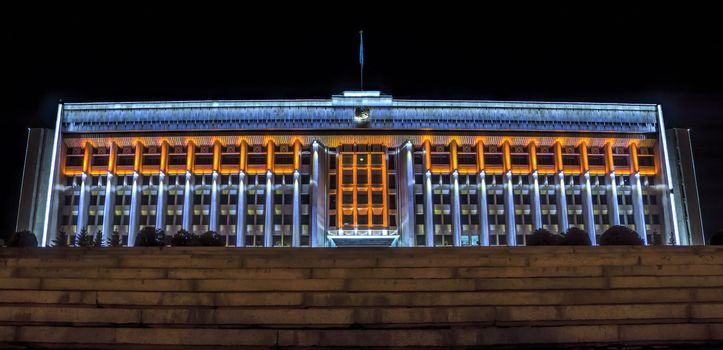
xmin=171 ymin=230 xmax=200 ymax=246
xmin=108 ymin=231 xmax=122 ymax=247
xmin=599 ymin=225 xmax=644 ymax=245
xmin=5 ymin=230 xmax=38 ymax=247
xmin=198 ymin=231 xmax=225 ymax=246
xmin=710 ymin=230 xmax=723 ymax=245
xmin=134 ymin=227 xmax=166 ymax=247
xmin=75 ymin=227 xmax=95 ymax=247
xmin=52 ymin=228 xmax=70 ymax=247
xmin=562 ymin=227 xmax=592 ymax=246
xmin=527 ymin=228 xmax=563 ymax=246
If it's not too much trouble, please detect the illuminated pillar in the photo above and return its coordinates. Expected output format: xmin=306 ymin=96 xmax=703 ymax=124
xmin=292 ymin=169 xmax=301 ymax=247
xmin=102 ymin=142 xmax=118 ymax=244
xmin=398 ymin=141 xmax=415 ymax=247
xmin=75 ymin=143 xmax=92 ymax=241
xmin=528 ymin=143 xmax=542 ymax=230
xmin=423 ymin=141 xmax=434 ymax=246
xmin=127 ymin=142 xmax=143 ymax=245
xmin=181 ymin=142 xmax=195 ymax=232
xmin=451 ymin=169 xmax=462 ymax=246
xmin=155 ymin=142 xmax=169 ymax=230
xmin=264 ymin=169 xmax=274 ymax=247
xmin=605 ymin=143 xmax=620 ymax=225
xmin=554 ymin=142 xmax=569 ymax=232
xmin=580 ymin=143 xmax=596 ymax=244
xmin=236 ymin=171 xmax=247 ymax=247
xmin=477 ymin=171 xmax=490 ymax=246
xmin=630 ymin=143 xmax=647 ymax=244
xmin=310 ymin=141 xmax=327 ymax=247
xmin=503 ymin=142 xmax=516 ymax=246
xmin=209 ymin=141 xmax=222 ymax=232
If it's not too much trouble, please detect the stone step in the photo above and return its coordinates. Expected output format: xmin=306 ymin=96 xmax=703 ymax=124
xmin=1 ymin=303 xmax=720 ymax=327
xmin=4 ymin=275 xmax=723 ymax=292
xmin=0 ymin=323 xmax=721 ymax=347
xmin=3 ymin=264 xmax=722 ymax=281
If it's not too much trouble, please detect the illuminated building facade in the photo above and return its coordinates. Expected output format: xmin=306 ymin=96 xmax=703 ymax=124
xmin=16 ymin=91 xmax=704 ymax=246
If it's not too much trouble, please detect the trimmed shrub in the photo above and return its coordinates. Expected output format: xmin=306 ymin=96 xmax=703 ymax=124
xmin=6 ymin=230 xmax=38 ymax=247
xmin=134 ymin=227 xmax=166 ymax=247
xmin=171 ymin=230 xmax=200 ymax=246
xmin=562 ymin=227 xmax=592 ymax=246
xmin=710 ymin=230 xmax=723 ymax=245
xmin=527 ymin=228 xmax=562 ymax=246
xmin=599 ymin=225 xmax=644 ymax=245
xmin=52 ymin=228 xmax=70 ymax=247
xmin=94 ymin=230 xmax=103 ymax=247
xmin=198 ymin=231 xmax=225 ymax=246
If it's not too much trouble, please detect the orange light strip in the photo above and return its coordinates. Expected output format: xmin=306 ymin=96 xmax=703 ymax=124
xmin=502 ymin=141 xmax=511 ymax=172
xmin=450 ymin=140 xmax=458 ymax=171
xmin=293 ymin=140 xmax=301 ymax=171
xmin=160 ymin=141 xmax=169 ymax=173
xmin=580 ymin=141 xmax=589 ymax=173
xmin=266 ymin=140 xmax=275 ymax=171
xmin=186 ymin=141 xmax=195 ymax=173
xmin=239 ymin=141 xmax=248 ymax=172
xmin=337 ymin=152 xmax=343 ymax=228
xmin=629 ymin=143 xmax=640 ymax=174
xmin=107 ymin=142 xmax=118 ymax=174
xmin=476 ymin=140 xmax=484 ymax=172
xmin=604 ymin=142 xmax=615 ymax=173
xmin=554 ymin=141 xmax=563 ymax=173
xmin=528 ymin=141 xmax=537 ymax=172
xmin=213 ymin=140 xmax=222 ymax=172
xmin=133 ymin=141 xmax=143 ymax=173
xmin=423 ymin=140 xmax=432 ymax=171
xmin=381 ymin=153 xmax=388 ymax=227
xmin=82 ymin=142 xmax=92 ymax=174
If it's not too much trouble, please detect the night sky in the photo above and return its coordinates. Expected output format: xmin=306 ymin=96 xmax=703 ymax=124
xmin=4 ymin=4 xmax=722 ymax=239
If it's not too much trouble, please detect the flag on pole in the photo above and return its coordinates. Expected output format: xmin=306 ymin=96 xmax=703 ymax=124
xmin=359 ymin=30 xmax=364 ymax=66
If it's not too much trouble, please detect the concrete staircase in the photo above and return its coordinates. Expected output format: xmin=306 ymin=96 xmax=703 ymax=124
xmin=0 ymin=246 xmax=722 ymax=348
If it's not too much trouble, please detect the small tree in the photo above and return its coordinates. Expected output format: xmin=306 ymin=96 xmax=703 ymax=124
xmin=562 ymin=227 xmax=592 ymax=246
xmin=599 ymin=225 xmax=644 ymax=246
xmin=52 ymin=228 xmax=70 ymax=247
xmin=198 ymin=231 xmax=225 ymax=246
xmin=108 ymin=231 xmax=122 ymax=247
xmin=93 ymin=230 xmax=104 ymax=247
xmin=6 ymin=230 xmax=38 ymax=247
xmin=527 ymin=228 xmax=562 ymax=246
xmin=75 ymin=227 xmax=94 ymax=247
xmin=134 ymin=227 xmax=165 ymax=247
xmin=171 ymin=229 xmax=200 ymax=246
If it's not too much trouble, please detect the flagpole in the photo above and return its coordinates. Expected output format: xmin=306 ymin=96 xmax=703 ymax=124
xmin=359 ymin=30 xmax=364 ymax=91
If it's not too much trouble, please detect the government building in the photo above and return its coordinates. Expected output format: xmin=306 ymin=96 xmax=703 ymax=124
xmin=16 ymin=91 xmax=704 ymax=247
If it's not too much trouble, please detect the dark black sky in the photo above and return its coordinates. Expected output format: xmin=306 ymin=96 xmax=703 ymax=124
xmin=3 ymin=4 xmax=722 ymax=238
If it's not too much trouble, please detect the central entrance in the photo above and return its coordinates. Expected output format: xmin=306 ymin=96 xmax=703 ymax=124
xmin=330 ymin=145 xmax=397 ymax=246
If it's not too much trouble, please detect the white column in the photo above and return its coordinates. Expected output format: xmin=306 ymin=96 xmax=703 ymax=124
xmin=529 ymin=171 xmax=542 ymax=230
xmin=451 ymin=170 xmax=462 ymax=246
xmin=182 ymin=170 xmax=193 ymax=231
xmin=264 ymin=170 xmax=274 ymax=247
xmin=423 ymin=170 xmax=434 ymax=246
xmin=209 ymin=171 xmax=220 ymax=232
xmin=127 ymin=171 xmax=142 ymax=245
xmin=606 ymin=172 xmax=620 ymax=225
xmin=477 ymin=171 xmax=489 ymax=246
xmin=310 ymin=142 xmax=327 ymax=247
xmin=555 ymin=171 xmax=569 ymax=232
xmin=631 ymin=172 xmax=648 ymax=244
xmin=155 ymin=171 xmax=167 ymax=230
xmin=75 ymin=172 xmax=91 ymax=241
xmin=235 ymin=171 xmax=247 ymax=247
xmin=101 ymin=173 xmax=117 ymax=244
xmin=581 ymin=172 xmax=597 ymax=244
xmin=398 ymin=141 xmax=415 ymax=247
xmin=504 ymin=170 xmax=517 ymax=246
xmin=292 ymin=170 xmax=301 ymax=247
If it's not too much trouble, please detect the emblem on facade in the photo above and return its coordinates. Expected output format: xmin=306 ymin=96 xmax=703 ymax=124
xmin=354 ymin=106 xmax=370 ymax=127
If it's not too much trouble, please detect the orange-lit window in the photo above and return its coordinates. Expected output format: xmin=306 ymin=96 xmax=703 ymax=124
xmin=561 ymin=145 xmax=581 ymax=173
xmin=337 ymin=145 xmax=387 ymax=229
xmin=510 ymin=145 xmax=529 ymax=173
xmin=484 ymin=144 xmax=504 ymax=173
